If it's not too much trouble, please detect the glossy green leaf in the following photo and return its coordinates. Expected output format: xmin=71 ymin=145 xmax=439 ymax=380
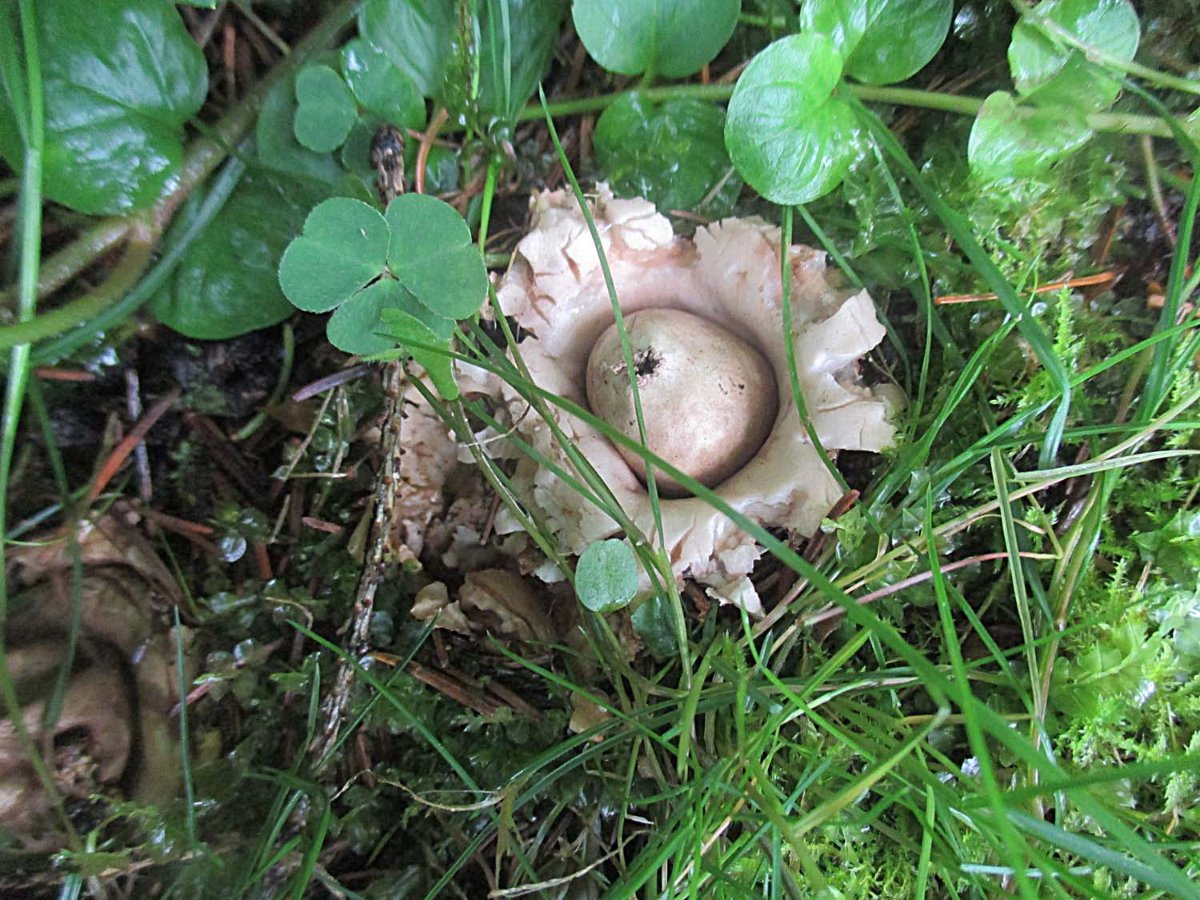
xmin=630 ymin=594 xmax=676 ymax=658
xmin=414 ymin=143 xmax=461 ymax=196
xmin=293 ymin=65 xmax=359 ymax=153
xmin=724 ymin=33 xmax=857 ymax=205
xmin=968 ymin=90 xmax=1092 ymax=180
xmin=278 ymin=198 xmax=389 ymax=313
xmin=340 ymin=39 xmax=425 ymax=129
xmin=477 ymin=0 xmax=567 ymax=123
xmin=800 ymin=0 xmax=953 ymax=85
xmin=358 ymin=0 xmax=456 ymax=98
xmin=379 ymin=309 xmax=459 ymax=399
xmin=0 ymin=0 xmax=207 ymax=215
xmin=360 ymin=0 xmax=564 ymax=126
xmin=576 ymin=540 xmax=638 ymax=614
xmin=1187 ymin=108 xmax=1200 ymax=143
xmin=385 ymin=194 xmax=488 ymax=319
xmin=573 ymin=0 xmax=740 ymax=78
xmin=152 ymin=172 xmax=330 ymax=339
xmin=1009 ymin=0 xmax=1139 ymax=112
xmin=594 ymin=93 xmax=739 ymax=213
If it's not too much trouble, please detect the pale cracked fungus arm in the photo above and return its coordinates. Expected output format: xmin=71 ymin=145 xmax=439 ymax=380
xmin=484 ymin=184 xmax=897 ymax=613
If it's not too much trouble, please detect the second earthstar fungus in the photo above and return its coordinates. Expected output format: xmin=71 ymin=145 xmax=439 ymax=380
xmin=471 ymin=186 xmax=898 ymax=614
xmin=1 ymin=518 xmax=194 ymax=849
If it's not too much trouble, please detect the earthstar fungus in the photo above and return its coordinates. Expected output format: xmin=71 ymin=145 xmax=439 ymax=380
xmin=485 ymin=185 xmax=896 ymax=613
xmin=1 ymin=518 xmax=193 ymax=849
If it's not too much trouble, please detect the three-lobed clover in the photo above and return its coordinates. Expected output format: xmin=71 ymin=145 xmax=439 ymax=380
xmin=278 ymin=193 xmax=488 ymax=399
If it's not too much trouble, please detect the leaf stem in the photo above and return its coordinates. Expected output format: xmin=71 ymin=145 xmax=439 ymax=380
xmin=1 ymin=218 xmax=134 ymax=307
xmin=0 ymin=0 xmax=83 ymax=852
xmin=848 ymin=83 xmax=983 ymax=116
xmin=518 ymin=83 xmax=735 ymax=119
xmin=521 ymin=82 xmax=1180 ymax=138
xmin=0 ymin=218 xmax=157 ymax=349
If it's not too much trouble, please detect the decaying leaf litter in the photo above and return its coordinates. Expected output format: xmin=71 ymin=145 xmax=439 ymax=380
xmin=1 ymin=0 xmax=1199 ymax=896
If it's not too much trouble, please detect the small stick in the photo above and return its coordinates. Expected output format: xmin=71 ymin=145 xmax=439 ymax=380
xmin=301 ymin=516 xmax=344 ymax=535
xmin=935 ymin=271 xmax=1116 ymax=305
xmin=310 ymin=363 xmax=407 ymax=771
xmin=253 ymin=542 xmax=273 ymax=580
xmin=127 ymin=503 xmax=215 ymax=536
xmin=291 ymin=364 xmax=369 ymax=402
xmin=125 ymin=367 xmax=153 ymax=503
xmin=415 ymin=108 xmax=450 ymax=195
xmin=223 ymin=22 xmax=238 ymax=100
xmin=87 ymin=387 xmax=180 ymax=504
xmin=32 ymin=367 xmax=95 ymax=382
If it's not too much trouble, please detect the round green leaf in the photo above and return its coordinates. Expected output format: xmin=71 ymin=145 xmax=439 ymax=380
xmin=278 ymin=198 xmax=390 ymax=313
xmin=724 ymin=34 xmax=858 ymax=205
xmin=385 ymin=194 xmax=488 ymax=319
xmin=576 ymin=539 xmax=638 ymax=614
xmin=412 ymin=143 xmax=461 ymax=196
xmin=153 ymin=172 xmax=330 ymax=339
xmin=379 ymin=309 xmax=459 ymax=400
xmin=594 ymin=93 xmax=739 ymax=213
xmin=358 ymin=0 xmax=455 ymax=98
xmin=293 ymin=65 xmax=359 ymax=153
xmin=800 ymin=0 xmax=953 ymax=85
xmin=341 ymin=39 xmax=426 ymax=129
xmin=968 ymin=91 xmax=1092 ymax=181
xmin=1009 ymin=0 xmax=1139 ymax=113
xmin=0 ymin=0 xmax=207 ymax=215
xmin=630 ymin=593 xmax=677 ymax=659
xmin=573 ymin=0 xmax=740 ymax=79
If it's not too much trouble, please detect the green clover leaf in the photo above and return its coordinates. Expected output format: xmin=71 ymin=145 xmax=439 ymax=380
xmin=278 ymin=198 xmax=390 ymax=313
xmin=325 ymin=279 xmax=453 ymax=360
xmin=385 ymin=194 xmax=489 ymax=319
xmin=293 ymin=65 xmax=359 ymax=153
xmin=278 ymin=194 xmax=486 ymax=393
